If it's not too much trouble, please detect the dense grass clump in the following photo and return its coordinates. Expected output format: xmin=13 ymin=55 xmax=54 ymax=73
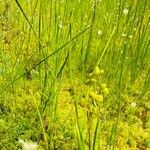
xmin=0 ymin=0 xmax=150 ymax=149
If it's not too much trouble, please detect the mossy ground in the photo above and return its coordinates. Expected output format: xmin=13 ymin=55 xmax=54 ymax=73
xmin=0 ymin=0 xmax=150 ymax=149
xmin=1 ymin=69 xmax=150 ymax=149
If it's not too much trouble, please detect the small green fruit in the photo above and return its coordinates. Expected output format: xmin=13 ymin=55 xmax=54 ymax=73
xmin=101 ymin=83 xmax=107 ymax=90
xmin=96 ymin=94 xmax=103 ymax=102
xmin=103 ymin=88 xmax=109 ymax=96
xmin=89 ymin=66 xmax=101 ymax=77
xmin=89 ymin=91 xmax=103 ymax=102
xmin=86 ymin=78 xmax=97 ymax=85
xmin=89 ymin=91 xmax=97 ymax=99
xmin=100 ymin=69 xmax=104 ymax=74
xmin=93 ymin=66 xmax=101 ymax=75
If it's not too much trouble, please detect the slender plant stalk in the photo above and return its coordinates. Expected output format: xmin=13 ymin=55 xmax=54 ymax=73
xmin=33 ymin=96 xmax=49 ymax=150
xmin=0 ymin=26 xmax=91 ymax=95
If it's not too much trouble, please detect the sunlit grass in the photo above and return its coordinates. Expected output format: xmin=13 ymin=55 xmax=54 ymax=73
xmin=0 ymin=0 xmax=150 ymax=149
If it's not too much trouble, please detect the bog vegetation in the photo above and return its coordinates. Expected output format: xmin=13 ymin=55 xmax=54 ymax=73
xmin=0 ymin=0 xmax=150 ymax=149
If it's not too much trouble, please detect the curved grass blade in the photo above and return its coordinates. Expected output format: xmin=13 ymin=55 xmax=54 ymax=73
xmin=0 ymin=26 xmax=91 ymax=94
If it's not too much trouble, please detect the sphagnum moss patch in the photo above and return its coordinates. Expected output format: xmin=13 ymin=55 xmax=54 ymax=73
xmin=0 ymin=0 xmax=150 ymax=149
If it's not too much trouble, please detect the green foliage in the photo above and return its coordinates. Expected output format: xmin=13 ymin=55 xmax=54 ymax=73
xmin=0 ymin=0 xmax=150 ymax=149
